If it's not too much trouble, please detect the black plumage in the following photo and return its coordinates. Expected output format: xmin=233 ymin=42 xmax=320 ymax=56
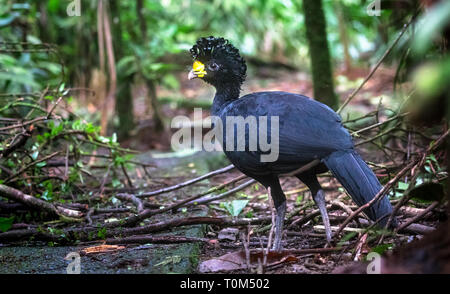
xmin=188 ymin=36 xmax=395 ymax=250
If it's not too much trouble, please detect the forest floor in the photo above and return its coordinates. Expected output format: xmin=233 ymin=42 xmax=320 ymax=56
xmin=154 ymin=64 xmax=442 ymax=274
xmin=0 ymin=65 xmax=445 ymax=274
xmin=0 ymin=151 xmax=224 ymax=274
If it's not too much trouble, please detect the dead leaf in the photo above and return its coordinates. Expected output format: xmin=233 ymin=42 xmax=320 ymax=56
xmin=208 ymin=239 xmax=219 ymax=248
xmin=199 ymin=250 xmax=298 ymax=273
xmin=354 ymin=233 xmax=369 ymax=261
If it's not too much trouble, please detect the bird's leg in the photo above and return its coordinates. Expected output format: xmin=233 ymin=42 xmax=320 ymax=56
xmin=272 ymin=198 xmax=286 ymax=251
xmin=313 ymin=189 xmax=332 ymax=244
xmin=296 ymin=173 xmax=332 ymax=245
xmin=267 ymin=180 xmax=286 ymax=252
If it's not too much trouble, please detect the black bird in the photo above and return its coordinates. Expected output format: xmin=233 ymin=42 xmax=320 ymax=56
xmin=188 ymin=36 xmax=395 ymax=250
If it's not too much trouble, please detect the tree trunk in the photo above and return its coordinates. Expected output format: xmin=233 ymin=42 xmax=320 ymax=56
xmin=302 ymin=0 xmax=338 ymax=109
xmin=136 ymin=0 xmax=164 ymax=133
xmin=147 ymin=80 xmax=164 ymax=133
xmin=137 ymin=0 xmax=148 ymax=40
xmin=116 ymin=75 xmax=135 ymax=140
xmin=334 ymin=1 xmax=352 ymax=74
xmin=109 ymin=0 xmax=134 ymax=139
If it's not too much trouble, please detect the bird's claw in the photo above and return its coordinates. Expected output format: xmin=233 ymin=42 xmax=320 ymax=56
xmin=271 ymin=238 xmax=283 ymax=252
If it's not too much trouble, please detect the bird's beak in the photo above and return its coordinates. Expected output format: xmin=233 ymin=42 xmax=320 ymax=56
xmin=188 ymin=60 xmax=207 ymax=80
xmin=188 ymin=69 xmax=197 ymax=80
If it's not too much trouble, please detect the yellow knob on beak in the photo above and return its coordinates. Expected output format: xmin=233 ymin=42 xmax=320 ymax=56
xmin=188 ymin=60 xmax=207 ymax=80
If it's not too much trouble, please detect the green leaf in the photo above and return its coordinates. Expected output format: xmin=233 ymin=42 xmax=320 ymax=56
xmin=429 ymin=154 xmax=438 ymax=164
xmin=36 ymin=161 xmax=47 ymax=168
xmin=58 ymin=82 xmax=66 ymax=93
xmin=0 ymin=216 xmax=14 ymax=232
xmin=397 ymin=181 xmax=409 ymax=191
xmin=371 ymin=244 xmax=392 ymax=255
xmin=337 ymin=231 xmax=358 ymax=246
xmin=31 ymin=150 xmax=39 ymax=160
xmin=111 ymin=178 xmax=121 ymax=188
xmin=50 ymin=123 xmax=63 ymax=137
xmin=41 ymin=189 xmax=53 ymax=201
xmin=97 ymin=227 xmax=107 ymax=239
xmin=222 ymin=200 xmax=249 ymax=217
xmin=111 ymin=133 xmax=117 ymax=144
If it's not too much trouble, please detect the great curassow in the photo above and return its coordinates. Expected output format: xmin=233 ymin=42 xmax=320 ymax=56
xmin=188 ymin=36 xmax=395 ymax=250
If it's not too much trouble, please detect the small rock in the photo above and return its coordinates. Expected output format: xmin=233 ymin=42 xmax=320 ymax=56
xmin=218 ymin=228 xmax=240 ymax=242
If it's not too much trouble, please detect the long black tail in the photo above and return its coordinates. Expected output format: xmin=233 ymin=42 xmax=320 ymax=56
xmin=323 ymin=150 xmax=395 ymax=227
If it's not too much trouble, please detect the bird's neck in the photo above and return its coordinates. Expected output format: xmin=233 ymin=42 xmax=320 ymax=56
xmin=212 ymin=84 xmax=241 ymax=115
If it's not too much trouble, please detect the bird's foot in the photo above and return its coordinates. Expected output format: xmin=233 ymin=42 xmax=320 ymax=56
xmin=271 ymin=238 xmax=283 ymax=252
xmin=271 ymin=227 xmax=284 ymax=252
xmin=324 ymin=232 xmax=334 ymax=248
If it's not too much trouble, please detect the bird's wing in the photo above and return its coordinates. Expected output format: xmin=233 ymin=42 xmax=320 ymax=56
xmin=221 ymin=92 xmax=354 ymax=164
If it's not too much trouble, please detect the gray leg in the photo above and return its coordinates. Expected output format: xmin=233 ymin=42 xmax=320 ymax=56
xmin=296 ymin=173 xmax=332 ymax=245
xmin=272 ymin=197 xmax=286 ymax=251
xmin=265 ymin=177 xmax=286 ymax=251
xmin=313 ymin=189 xmax=332 ymax=244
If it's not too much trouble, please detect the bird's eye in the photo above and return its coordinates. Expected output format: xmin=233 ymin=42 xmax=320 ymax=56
xmin=208 ymin=62 xmax=219 ymax=71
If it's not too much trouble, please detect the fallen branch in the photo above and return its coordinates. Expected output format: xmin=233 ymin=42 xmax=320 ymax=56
xmin=357 ymin=218 xmax=435 ymax=235
xmin=400 ymin=223 xmax=435 ymax=235
xmin=116 ymin=178 xmax=256 ymax=227
xmin=187 ymin=179 xmax=256 ymax=206
xmin=116 ymin=216 xmax=272 ymax=237
xmin=399 ymin=206 xmax=433 ymax=218
xmin=115 ymin=193 xmax=144 ymax=212
xmin=144 ymin=174 xmax=248 ymax=217
xmin=0 ymin=184 xmax=82 ymax=219
xmin=0 ymin=215 xmax=273 ymax=243
xmin=396 ymin=201 xmax=440 ymax=233
xmin=138 ymin=164 xmax=235 ymax=197
xmin=105 ymin=234 xmax=210 ymax=245
xmin=251 ymin=247 xmax=343 ymax=255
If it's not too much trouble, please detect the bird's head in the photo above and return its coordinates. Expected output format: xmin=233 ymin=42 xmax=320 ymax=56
xmin=188 ymin=36 xmax=246 ymax=89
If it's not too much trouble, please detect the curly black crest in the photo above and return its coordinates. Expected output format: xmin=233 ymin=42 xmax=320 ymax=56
xmin=190 ymin=36 xmax=246 ymax=85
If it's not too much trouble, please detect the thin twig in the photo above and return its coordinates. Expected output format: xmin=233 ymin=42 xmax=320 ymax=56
xmin=337 ymin=15 xmax=415 ymax=113
xmin=138 ymin=164 xmax=235 ymax=197
xmin=396 ymin=201 xmax=439 ymax=232
xmin=148 ymin=174 xmax=248 ymax=216
xmin=5 ymin=151 xmax=60 ymax=182
xmin=187 ymin=179 xmax=256 ymax=206
xmin=334 ymin=129 xmax=450 ymax=238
